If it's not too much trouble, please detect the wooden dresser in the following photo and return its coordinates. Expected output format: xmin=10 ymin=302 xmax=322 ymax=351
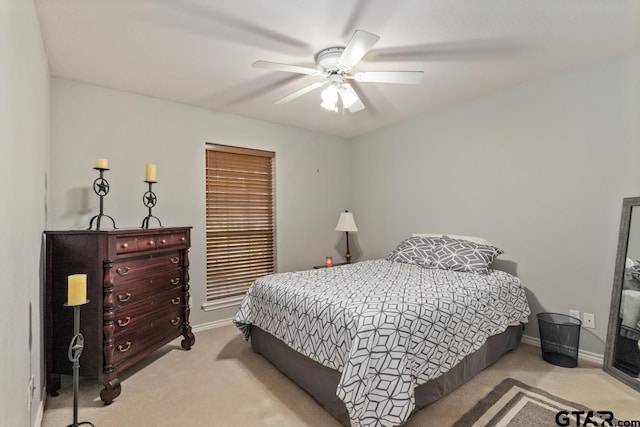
xmin=45 ymin=227 xmax=195 ymax=404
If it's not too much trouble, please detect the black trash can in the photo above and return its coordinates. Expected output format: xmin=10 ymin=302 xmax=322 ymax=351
xmin=537 ymin=312 xmax=581 ymax=368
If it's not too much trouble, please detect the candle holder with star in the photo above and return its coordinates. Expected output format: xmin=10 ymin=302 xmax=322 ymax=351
xmin=141 ymin=180 xmax=163 ymax=228
xmin=87 ymin=166 xmax=117 ymax=231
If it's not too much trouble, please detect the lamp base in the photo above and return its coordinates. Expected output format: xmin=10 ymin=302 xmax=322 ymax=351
xmin=345 ymin=252 xmax=352 ymax=264
xmin=67 ymin=422 xmax=95 ymax=427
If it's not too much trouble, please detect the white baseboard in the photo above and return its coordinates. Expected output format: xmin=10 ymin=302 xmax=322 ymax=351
xmin=521 ymin=334 xmax=603 ymax=365
xmin=191 ymin=317 xmax=233 ymax=333
xmin=33 ymin=397 xmax=44 ymax=427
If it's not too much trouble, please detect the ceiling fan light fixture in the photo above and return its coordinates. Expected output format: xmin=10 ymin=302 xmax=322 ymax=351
xmin=339 ymin=85 xmax=358 ymax=109
xmin=320 ymin=84 xmax=339 ymax=112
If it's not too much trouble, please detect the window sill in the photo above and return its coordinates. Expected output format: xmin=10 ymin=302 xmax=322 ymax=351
xmin=201 ymin=295 xmax=245 ymax=312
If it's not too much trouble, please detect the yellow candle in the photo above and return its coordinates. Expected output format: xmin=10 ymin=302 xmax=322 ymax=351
xmin=67 ymin=274 xmax=87 ymax=306
xmin=95 ymin=158 xmax=108 ymax=169
xmin=145 ymin=163 xmax=157 ymax=182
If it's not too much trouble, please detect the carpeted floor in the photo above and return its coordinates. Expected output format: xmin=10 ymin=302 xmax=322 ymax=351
xmin=41 ymin=325 xmax=640 ymax=427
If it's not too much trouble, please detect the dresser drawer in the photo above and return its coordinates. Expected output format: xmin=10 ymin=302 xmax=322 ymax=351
xmin=112 ymin=252 xmax=182 ymax=284
xmin=115 ymin=235 xmax=157 ymax=254
xmin=155 ymin=230 xmax=189 ymax=249
xmin=112 ymin=309 xmax=183 ymax=366
xmin=113 ymin=269 xmax=183 ymax=308
xmin=113 ymin=288 xmax=183 ymax=335
xmin=115 ymin=236 xmax=140 ymax=254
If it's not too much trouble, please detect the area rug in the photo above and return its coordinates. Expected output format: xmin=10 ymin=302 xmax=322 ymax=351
xmin=452 ymin=378 xmax=617 ymax=427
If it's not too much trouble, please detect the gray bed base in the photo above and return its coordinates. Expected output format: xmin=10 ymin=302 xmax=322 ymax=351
xmin=250 ymin=324 xmax=523 ymax=425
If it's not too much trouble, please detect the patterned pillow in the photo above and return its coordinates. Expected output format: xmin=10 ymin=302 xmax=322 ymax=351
xmin=386 ymin=236 xmax=448 ymax=265
xmin=419 ymin=236 xmax=503 ymax=274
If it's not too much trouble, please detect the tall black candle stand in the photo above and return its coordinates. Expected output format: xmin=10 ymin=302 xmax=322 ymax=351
xmin=65 ymin=301 xmax=94 ymax=427
xmin=87 ymin=167 xmax=117 ymax=230
xmin=141 ymin=180 xmax=163 ymax=228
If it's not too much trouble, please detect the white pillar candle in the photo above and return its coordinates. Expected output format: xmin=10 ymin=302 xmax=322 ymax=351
xmin=145 ymin=163 xmax=157 ymax=182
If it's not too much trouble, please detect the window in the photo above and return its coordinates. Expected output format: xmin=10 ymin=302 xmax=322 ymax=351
xmin=205 ymin=144 xmax=275 ymax=302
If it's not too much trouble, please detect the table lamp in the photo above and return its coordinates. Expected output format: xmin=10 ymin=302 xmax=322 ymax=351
xmin=335 ymin=210 xmax=358 ymax=263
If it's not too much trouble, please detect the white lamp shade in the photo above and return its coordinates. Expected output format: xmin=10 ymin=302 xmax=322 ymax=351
xmin=335 ymin=211 xmax=358 ymax=232
xmin=320 ymin=85 xmax=339 ymax=111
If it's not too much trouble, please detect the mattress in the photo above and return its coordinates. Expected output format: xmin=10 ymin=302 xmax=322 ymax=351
xmin=234 ymin=259 xmax=530 ymax=426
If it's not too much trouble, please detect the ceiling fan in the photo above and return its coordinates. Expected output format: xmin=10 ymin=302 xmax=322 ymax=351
xmin=252 ymin=30 xmax=424 ymax=113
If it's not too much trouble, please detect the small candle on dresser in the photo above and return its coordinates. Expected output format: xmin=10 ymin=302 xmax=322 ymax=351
xmin=95 ymin=158 xmax=108 ymax=169
xmin=67 ymin=274 xmax=87 ymax=306
xmin=145 ymin=163 xmax=157 ymax=182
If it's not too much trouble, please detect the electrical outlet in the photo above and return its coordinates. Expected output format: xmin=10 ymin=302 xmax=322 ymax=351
xmin=583 ymin=313 xmax=596 ymax=329
xmin=569 ymin=310 xmax=580 ymax=320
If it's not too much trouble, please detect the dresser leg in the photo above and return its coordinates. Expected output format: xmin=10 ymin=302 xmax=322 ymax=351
xmin=181 ymin=326 xmax=195 ymax=350
xmin=99 ymin=377 xmax=121 ymax=405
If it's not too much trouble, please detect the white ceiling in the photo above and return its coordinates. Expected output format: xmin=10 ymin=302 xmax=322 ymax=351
xmin=35 ymin=0 xmax=640 ymax=138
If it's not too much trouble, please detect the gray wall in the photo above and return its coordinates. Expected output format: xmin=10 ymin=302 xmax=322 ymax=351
xmin=49 ymin=78 xmax=352 ymax=327
xmin=350 ymin=53 xmax=640 ymax=355
xmin=0 ymin=1 xmax=50 ymax=425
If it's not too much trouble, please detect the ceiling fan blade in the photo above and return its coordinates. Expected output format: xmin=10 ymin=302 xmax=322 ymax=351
xmin=353 ymin=71 xmax=423 ymax=84
xmin=253 ymin=60 xmax=324 ymax=76
xmin=338 ymin=30 xmax=380 ymax=69
xmin=366 ymin=39 xmax=522 ymax=62
xmin=340 ymin=83 xmax=365 ymax=113
xmin=274 ymin=82 xmax=327 ymax=104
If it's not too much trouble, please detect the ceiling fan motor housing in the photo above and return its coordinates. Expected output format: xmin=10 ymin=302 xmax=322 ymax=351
xmin=315 ymin=47 xmax=347 ymax=72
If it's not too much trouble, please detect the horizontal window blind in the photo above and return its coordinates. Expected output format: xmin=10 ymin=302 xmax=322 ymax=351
xmin=205 ymin=144 xmax=275 ymax=301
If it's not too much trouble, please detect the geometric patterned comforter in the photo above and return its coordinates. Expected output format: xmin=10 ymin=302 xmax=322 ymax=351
xmin=233 ymin=259 xmax=530 ymax=427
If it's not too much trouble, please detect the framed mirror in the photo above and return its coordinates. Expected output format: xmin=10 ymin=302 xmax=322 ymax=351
xmin=604 ymin=197 xmax=640 ymax=391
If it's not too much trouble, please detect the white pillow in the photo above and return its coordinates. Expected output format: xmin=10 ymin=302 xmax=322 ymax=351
xmin=412 ymin=233 xmax=494 ymax=247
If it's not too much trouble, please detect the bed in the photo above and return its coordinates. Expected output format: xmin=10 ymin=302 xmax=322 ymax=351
xmin=233 ymin=235 xmax=531 ymax=426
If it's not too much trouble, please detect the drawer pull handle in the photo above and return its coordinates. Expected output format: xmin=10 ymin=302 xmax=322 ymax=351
xmin=170 ymin=278 xmax=180 ymax=286
xmin=170 ymin=257 xmax=179 ymax=264
xmin=118 ymin=317 xmax=131 ymax=327
xmin=160 ymin=239 xmax=167 ymax=244
xmin=171 ymin=297 xmax=181 ymax=305
xmin=147 ymin=240 xmax=154 ymax=246
xmin=117 ymin=342 xmax=132 ymax=353
xmin=118 ymin=293 xmax=132 ymax=302
xmin=180 ymin=237 xmax=186 ymax=242
xmin=171 ymin=317 xmax=181 ymax=326
xmin=116 ymin=266 xmax=131 ymax=276
xmin=121 ymin=242 xmax=129 ymax=249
